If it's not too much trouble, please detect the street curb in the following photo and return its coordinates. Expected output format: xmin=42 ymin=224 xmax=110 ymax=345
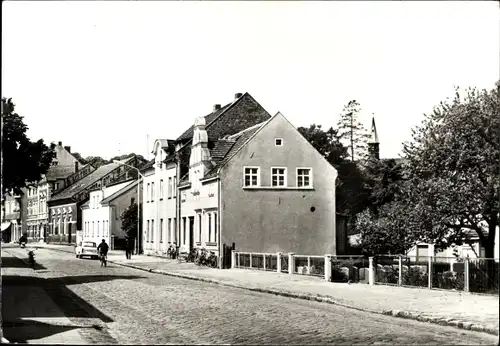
xmin=108 ymin=260 xmax=500 ymax=337
xmin=381 ymin=310 xmax=499 ymax=336
xmin=39 ymin=246 xmax=499 ymax=336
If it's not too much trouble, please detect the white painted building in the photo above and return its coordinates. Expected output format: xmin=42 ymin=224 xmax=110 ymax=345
xmin=81 ymin=179 xmax=138 ymax=248
xmin=142 ymin=139 xmax=177 ymax=255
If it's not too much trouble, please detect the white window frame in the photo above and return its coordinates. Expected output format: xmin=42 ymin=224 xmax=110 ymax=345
xmin=271 ymin=167 xmax=287 ymax=187
xmin=151 ymin=182 xmax=155 ymax=202
xmin=173 ymin=177 xmax=177 ymax=197
xmin=275 ymin=138 xmax=283 ymax=146
xmin=168 ymin=177 xmax=173 ymax=199
xmin=243 ymin=166 xmax=260 ymax=187
xmin=160 ymin=179 xmax=164 ymax=200
xmin=296 ymin=167 xmax=313 ymax=188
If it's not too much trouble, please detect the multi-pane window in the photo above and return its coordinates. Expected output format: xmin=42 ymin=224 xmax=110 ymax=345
xmin=173 ymin=177 xmax=177 ymax=197
xmin=271 ymin=168 xmax=286 ymax=187
xmin=244 ymin=167 xmax=260 ymax=187
xmin=214 ymin=212 xmax=217 ymax=243
xmin=167 ymin=218 xmax=172 ymax=243
xmin=160 ymin=180 xmax=164 ymax=200
xmin=168 ymin=177 xmax=173 ymax=199
xmin=208 ymin=213 xmax=212 ymax=242
xmin=92 ymin=221 xmax=95 ymax=237
xmin=182 ymin=218 xmax=186 ymax=245
xmin=97 ymin=221 xmax=100 ymax=237
xmin=198 ymin=214 xmax=202 ymax=242
xmin=160 ymin=219 xmax=164 ymax=242
xmin=151 ymin=220 xmax=155 ymax=242
xmin=173 ymin=217 xmax=177 ymax=243
xmin=151 ymin=182 xmax=155 ymax=202
xmin=147 ymin=220 xmax=150 ymax=242
xmin=147 ymin=183 xmax=150 ymax=202
xmin=297 ymin=168 xmax=312 ymax=187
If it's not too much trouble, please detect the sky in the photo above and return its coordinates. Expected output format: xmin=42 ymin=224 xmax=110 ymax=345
xmin=2 ymin=1 xmax=499 ymax=160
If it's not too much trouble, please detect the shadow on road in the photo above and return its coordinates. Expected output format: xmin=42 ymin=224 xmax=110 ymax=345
xmin=0 ymin=253 xmax=47 ymax=270
xmin=3 ymin=319 xmax=101 ymax=344
xmin=2 ymin=254 xmax=145 ymax=343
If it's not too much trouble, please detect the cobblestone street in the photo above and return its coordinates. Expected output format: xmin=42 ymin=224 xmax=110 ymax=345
xmin=2 ymin=245 xmax=498 ymax=345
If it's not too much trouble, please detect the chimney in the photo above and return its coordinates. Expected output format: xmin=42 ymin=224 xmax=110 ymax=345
xmin=213 ymin=104 xmax=221 ymax=111
xmin=234 ymin=93 xmax=243 ymax=100
xmin=75 ymin=162 xmax=79 ymax=172
xmin=58 ymin=141 xmax=62 ymax=146
xmin=64 ymin=146 xmax=71 ymax=153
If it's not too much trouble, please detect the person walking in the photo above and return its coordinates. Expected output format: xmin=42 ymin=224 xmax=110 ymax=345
xmin=125 ymin=237 xmax=132 ymax=260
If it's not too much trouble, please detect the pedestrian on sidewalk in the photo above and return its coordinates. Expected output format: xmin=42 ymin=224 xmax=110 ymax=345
xmin=125 ymin=237 xmax=132 ymax=260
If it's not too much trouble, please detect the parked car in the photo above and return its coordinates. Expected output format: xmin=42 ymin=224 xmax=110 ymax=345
xmin=75 ymin=241 xmax=99 ymax=259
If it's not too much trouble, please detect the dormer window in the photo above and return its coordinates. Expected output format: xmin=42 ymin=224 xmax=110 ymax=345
xmin=275 ymin=138 xmax=283 ymax=146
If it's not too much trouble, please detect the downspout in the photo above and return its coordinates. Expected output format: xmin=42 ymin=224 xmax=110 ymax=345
xmin=175 ymin=148 xmax=181 ymax=255
xmin=218 ymin=174 xmax=223 ymax=269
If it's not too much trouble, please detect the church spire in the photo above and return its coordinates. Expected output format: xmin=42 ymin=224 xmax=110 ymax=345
xmin=369 ymin=114 xmax=379 ymax=144
xmin=368 ymin=114 xmax=380 ymax=160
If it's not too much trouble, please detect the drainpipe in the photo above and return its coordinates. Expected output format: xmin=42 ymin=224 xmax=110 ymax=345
xmin=218 ymin=178 xmax=222 ymax=268
xmin=175 ymin=145 xmax=182 ymax=255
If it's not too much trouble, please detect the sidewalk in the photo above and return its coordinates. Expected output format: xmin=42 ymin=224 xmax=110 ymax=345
xmin=1 ymin=251 xmax=89 ymax=344
xmin=39 ymin=243 xmax=500 ymax=336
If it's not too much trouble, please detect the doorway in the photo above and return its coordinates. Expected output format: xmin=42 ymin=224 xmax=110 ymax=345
xmin=189 ymin=216 xmax=195 ymax=252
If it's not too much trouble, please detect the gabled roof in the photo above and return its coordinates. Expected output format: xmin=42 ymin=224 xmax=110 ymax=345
xmin=176 ymin=102 xmax=235 ymax=142
xmin=140 ymin=159 xmax=155 ymax=173
xmin=49 ymin=159 xmax=133 ymax=203
xmin=201 ymin=121 xmax=268 ymax=181
xmin=100 ymin=180 xmax=137 ymax=205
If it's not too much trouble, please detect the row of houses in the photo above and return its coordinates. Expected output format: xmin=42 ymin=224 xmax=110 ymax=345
xmin=2 ymin=92 xmax=497 ymax=263
xmin=1 ymin=141 xmax=146 ymax=247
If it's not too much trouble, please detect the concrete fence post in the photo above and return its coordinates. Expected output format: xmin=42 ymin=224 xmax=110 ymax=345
xmin=369 ymin=257 xmax=375 ymax=285
xmin=288 ymin=253 xmax=295 ymax=275
xmin=324 ymin=254 xmax=332 ymax=282
xmin=277 ymin=252 xmax=282 ymax=273
xmin=249 ymin=253 xmax=253 ymax=269
xmin=428 ymin=255 xmax=433 ymax=289
xmin=231 ymin=250 xmax=236 ymax=269
xmin=263 ymin=254 xmax=267 ymax=271
xmin=398 ymin=256 xmax=403 ymax=286
xmin=307 ymin=256 xmax=311 ymax=275
xmin=464 ymin=258 xmax=470 ymax=292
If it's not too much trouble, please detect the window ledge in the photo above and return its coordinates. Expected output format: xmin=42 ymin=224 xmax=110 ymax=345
xmin=196 ymin=242 xmax=202 ymax=246
xmin=242 ymin=186 xmax=314 ymax=190
xmin=206 ymin=242 xmax=217 ymax=246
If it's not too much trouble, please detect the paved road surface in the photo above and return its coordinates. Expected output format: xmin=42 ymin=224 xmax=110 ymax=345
xmin=2 ymin=246 xmax=498 ymax=345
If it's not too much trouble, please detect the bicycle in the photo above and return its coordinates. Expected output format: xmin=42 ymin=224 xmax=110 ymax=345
xmin=99 ymin=252 xmax=107 ymax=267
xmin=207 ymin=251 xmax=218 ymax=268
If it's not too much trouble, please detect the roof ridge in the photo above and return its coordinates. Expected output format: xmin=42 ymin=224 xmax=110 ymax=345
xmin=226 ymin=120 xmax=268 ymax=140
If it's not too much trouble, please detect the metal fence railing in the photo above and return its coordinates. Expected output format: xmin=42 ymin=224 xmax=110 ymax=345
xmin=332 ymin=255 xmax=370 ymax=283
xmin=431 ymin=256 xmax=464 ymax=291
xmin=468 ymin=258 xmax=499 ymax=294
xmin=231 ymin=251 xmax=499 ymax=295
xmin=294 ymin=255 xmax=325 ymax=277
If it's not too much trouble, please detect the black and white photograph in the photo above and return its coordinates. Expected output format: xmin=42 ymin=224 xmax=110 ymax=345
xmin=1 ymin=1 xmax=499 ymax=344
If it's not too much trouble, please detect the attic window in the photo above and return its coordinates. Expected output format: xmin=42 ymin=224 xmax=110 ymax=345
xmin=275 ymin=138 xmax=283 ymax=146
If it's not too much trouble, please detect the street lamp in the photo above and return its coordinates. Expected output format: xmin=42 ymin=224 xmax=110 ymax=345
xmin=113 ymin=160 xmax=144 ymax=255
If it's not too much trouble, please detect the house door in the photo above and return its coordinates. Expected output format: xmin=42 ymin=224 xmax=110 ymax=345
xmin=189 ymin=216 xmax=195 ymax=252
xmin=67 ymin=223 xmax=72 ymax=244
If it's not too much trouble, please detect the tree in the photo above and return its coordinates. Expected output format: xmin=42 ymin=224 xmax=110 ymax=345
xmin=297 ymin=124 xmax=347 ymax=166
xmin=401 ymin=82 xmax=499 ymax=259
xmin=298 ymin=124 xmax=369 ymax=219
xmin=1 ymin=98 xmax=55 ymax=197
xmin=85 ymin=156 xmax=107 ymax=169
xmin=120 ymin=202 xmax=140 ymax=239
xmin=363 ymin=158 xmax=405 ymax=214
xmin=336 ymin=100 xmax=370 ymax=162
xmin=71 ymin=152 xmax=88 ymax=165
xmin=355 ymin=203 xmax=415 ymax=256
